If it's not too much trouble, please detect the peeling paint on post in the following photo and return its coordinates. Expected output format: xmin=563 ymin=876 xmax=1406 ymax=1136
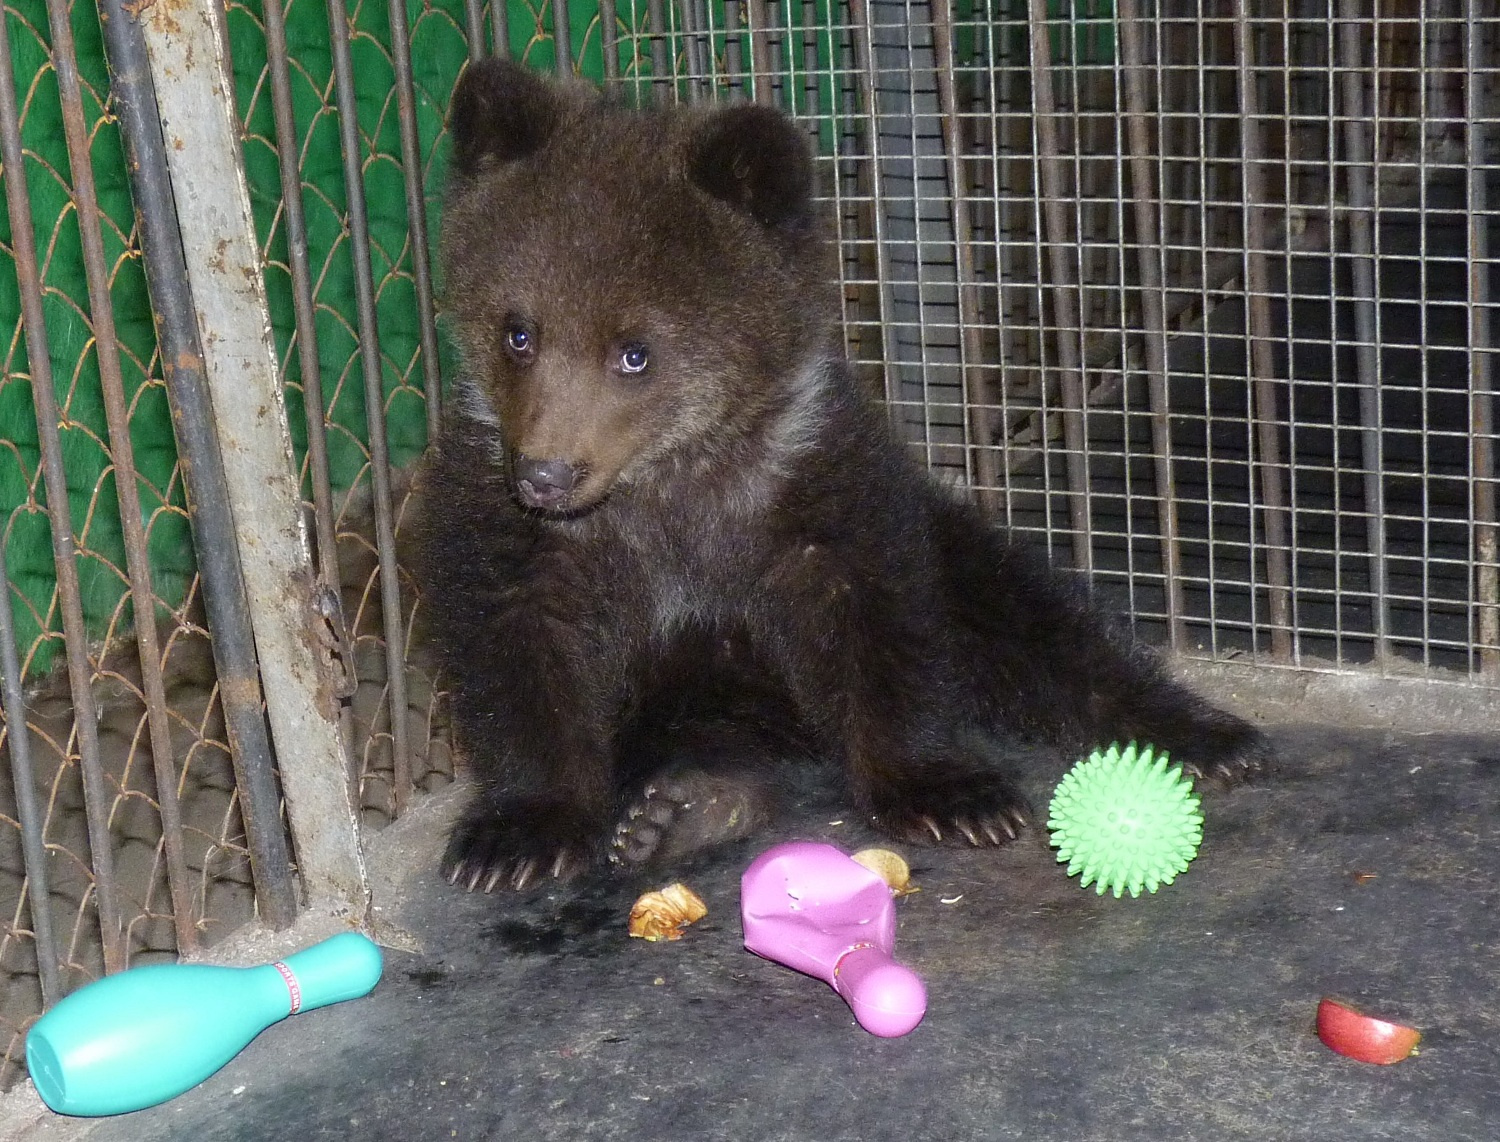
xmin=131 ymin=0 xmax=369 ymax=916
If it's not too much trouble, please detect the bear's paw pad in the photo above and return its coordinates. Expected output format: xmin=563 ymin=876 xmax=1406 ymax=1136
xmin=610 ymin=770 xmax=771 ymax=866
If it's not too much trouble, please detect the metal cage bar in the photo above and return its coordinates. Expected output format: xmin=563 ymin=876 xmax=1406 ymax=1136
xmin=0 ymin=8 xmax=127 ymax=976
xmin=1117 ymin=0 xmax=1186 ymax=650
xmin=1028 ymin=0 xmax=1093 ymax=572
xmin=386 ymin=0 xmax=446 ymax=434
xmin=0 ymin=16 xmax=63 ymax=1001
xmin=1465 ymin=4 xmax=1497 ymax=678
xmin=325 ymin=0 xmax=416 ymax=816
xmin=40 ymin=0 xmax=199 ymax=956
xmin=3 ymin=0 xmax=1499 ymax=1091
xmin=1336 ymin=0 xmax=1392 ymax=664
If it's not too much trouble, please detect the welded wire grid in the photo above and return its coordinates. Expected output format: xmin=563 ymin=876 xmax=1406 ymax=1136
xmin=1 ymin=0 xmax=1498 ymax=1091
xmin=898 ymin=0 xmax=1498 ymax=680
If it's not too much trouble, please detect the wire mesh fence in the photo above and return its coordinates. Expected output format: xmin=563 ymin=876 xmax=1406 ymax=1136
xmin=0 ymin=0 xmax=1496 ymax=1091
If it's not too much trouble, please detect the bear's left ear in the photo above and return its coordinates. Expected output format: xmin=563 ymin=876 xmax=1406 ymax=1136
xmin=448 ymin=59 xmax=576 ymax=183
xmin=687 ymin=104 xmax=815 ymax=233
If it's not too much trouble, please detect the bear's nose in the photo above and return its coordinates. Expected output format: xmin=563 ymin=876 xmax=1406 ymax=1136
xmin=513 ymin=455 xmax=580 ymax=510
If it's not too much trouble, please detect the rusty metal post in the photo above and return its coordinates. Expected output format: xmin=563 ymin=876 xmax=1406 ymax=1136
xmin=0 ymin=28 xmax=63 ymax=976
xmin=101 ymin=0 xmax=370 ymax=919
xmin=1028 ymin=0 xmax=1093 ymax=571
xmin=1117 ymin=0 xmax=1187 ymax=650
xmin=931 ymin=2 xmax=1003 ymax=501
xmin=1468 ymin=3 xmax=1498 ymax=676
xmin=326 ymin=0 xmax=416 ymax=819
xmin=1234 ymin=0 xmax=1294 ymax=661
xmin=40 ymin=0 xmax=200 ymax=954
xmin=1336 ymin=1 xmax=1391 ymax=665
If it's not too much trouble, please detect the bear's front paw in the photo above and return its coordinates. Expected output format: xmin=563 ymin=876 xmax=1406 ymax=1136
xmin=866 ymin=772 xmax=1030 ymax=847
xmin=442 ymin=794 xmax=603 ymax=892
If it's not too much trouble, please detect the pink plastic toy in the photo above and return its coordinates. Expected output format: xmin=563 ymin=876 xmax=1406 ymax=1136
xmin=741 ymin=841 xmax=927 ymax=1037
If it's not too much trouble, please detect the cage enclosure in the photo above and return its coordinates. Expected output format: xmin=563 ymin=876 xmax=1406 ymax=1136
xmin=0 ymin=0 xmax=1495 ymax=1093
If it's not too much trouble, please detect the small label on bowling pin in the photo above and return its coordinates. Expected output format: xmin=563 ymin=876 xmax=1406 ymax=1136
xmin=272 ymin=960 xmax=302 ymax=1014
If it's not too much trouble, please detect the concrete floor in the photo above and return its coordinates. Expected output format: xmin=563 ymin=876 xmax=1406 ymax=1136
xmin=5 ymin=720 xmax=1497 ymax=1141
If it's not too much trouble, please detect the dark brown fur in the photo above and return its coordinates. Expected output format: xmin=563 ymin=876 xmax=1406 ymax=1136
xmin=416 ymin=60 xmax=1267 ymax=892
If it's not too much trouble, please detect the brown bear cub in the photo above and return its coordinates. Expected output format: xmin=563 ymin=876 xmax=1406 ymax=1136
xmin=417 ymin=59 xmax=1267 ymax=893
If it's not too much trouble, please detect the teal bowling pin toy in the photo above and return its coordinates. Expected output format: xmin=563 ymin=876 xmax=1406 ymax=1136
xmin=27 ymin=930 xmax=383 ymax=1116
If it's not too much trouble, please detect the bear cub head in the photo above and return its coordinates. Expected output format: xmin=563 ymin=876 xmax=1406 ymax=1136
xmin=441 ymin=60 xmax=839 ymax=515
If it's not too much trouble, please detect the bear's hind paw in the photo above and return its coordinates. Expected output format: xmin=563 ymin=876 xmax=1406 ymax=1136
xmin=1172 ymin=723 xmax=1273 ymax=788
xmin=867 ymin=773 xmax=1030 ymax=848
xmin=609 ymin=769 xmax=774 ymax=866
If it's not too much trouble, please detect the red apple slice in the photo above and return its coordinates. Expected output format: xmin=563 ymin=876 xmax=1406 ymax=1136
xmin=1316 ymin=997 xmax=1421 ymax=1064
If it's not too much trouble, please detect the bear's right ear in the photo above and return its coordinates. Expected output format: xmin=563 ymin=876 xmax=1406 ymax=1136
xmin=687 ymin=104 xmax=815 ymax=234
xmin=448 ymin=59 xmax=567 ymax=181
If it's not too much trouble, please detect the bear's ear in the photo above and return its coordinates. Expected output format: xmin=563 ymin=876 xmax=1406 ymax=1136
xmin=687 ymin=104 xmax=815 ymax=233
xmin=448 ymin=59 xmax=568 ymax=181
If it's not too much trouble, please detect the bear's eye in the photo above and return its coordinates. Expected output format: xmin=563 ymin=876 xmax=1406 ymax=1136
xmin=504 ymin=325 xmax=535 ymax=359
xmin=619 ymin=344 xmax=649 ymax=375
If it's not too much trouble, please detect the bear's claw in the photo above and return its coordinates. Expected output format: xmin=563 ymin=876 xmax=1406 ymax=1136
xmin=868 ymin=772 xmax=1030 ymax=849
xmin=441 ymin=795 xmax=601 ymax=892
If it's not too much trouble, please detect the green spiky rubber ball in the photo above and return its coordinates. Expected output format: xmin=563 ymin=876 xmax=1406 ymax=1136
xmin=1047 ymin=742 xmax=1203 ymax=898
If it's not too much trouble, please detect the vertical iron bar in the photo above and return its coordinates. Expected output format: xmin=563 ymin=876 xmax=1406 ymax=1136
xmin=0 ymin=11 xmax=126 ymax=975
xmin=991 ymin=11 xmax=1029 ymax=503
xmin=1336 ymin=1 xmax=1390 ymax=664
xmin=0 ymin=22 xmax=64 ymax=986
xmin=677 ymin=0 xmax=708 ymax=101
xmin=43 ymin=0 xmax=199 ymax=953
xmin=326 ymin=0 xmax=415 ymax=814
xmin=1117 ymin=0 xmax=1185 ymax=649
xmin=747 ymin=0 xmax=773 ymax=104
xmin=647 ymin=0 xmax=673 ymax=99
xmin=551 ymin=0 xmax=574 ymax=73
xmin=1234 ymin=0 xmax=1294 ymax=660
xmin=931 ymin=3 xmax=1000 ymax=502
xmin=464 ymin=0 xmax=487 ymax=61
xmin=799 ymin=0 xmax=821 ymax=120
xmin=386 ymin=0 xmax=445 ymax=434
xmin=264 ymin=0 xmax=342 ymax=605
xmin=490 ymin=0 xmax=511 ymax=59
xmin=95 ymin=0 xmax=299 ymax=929
xmin=848 ymin=0 xmax=903 ymax=409
xmin=1467 ymin=7 xmax=1497 ymax=676
xmin=0 ymin=536 xmax=60 ymax=1002
xmin=724 ymin=0 xmax=745 ymax=93
xmin=600 ymin=0 xmax=621 ymax=90
xmin=1028 ymin=0 xmax=1092 ymax=571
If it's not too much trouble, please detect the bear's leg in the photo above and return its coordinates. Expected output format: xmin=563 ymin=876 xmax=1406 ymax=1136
xmin=750 ymin=547 xmax=1033 ymax=849
xmin=1068 ymin=645 xmax=1271 ymax=784
xmin=444 ymin=787 xmax=610 ymax=892
xmin=933 ymin=499 xmax=1270 ymax=784
xmin=436 ymin=583 xmax=639 ymax=893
